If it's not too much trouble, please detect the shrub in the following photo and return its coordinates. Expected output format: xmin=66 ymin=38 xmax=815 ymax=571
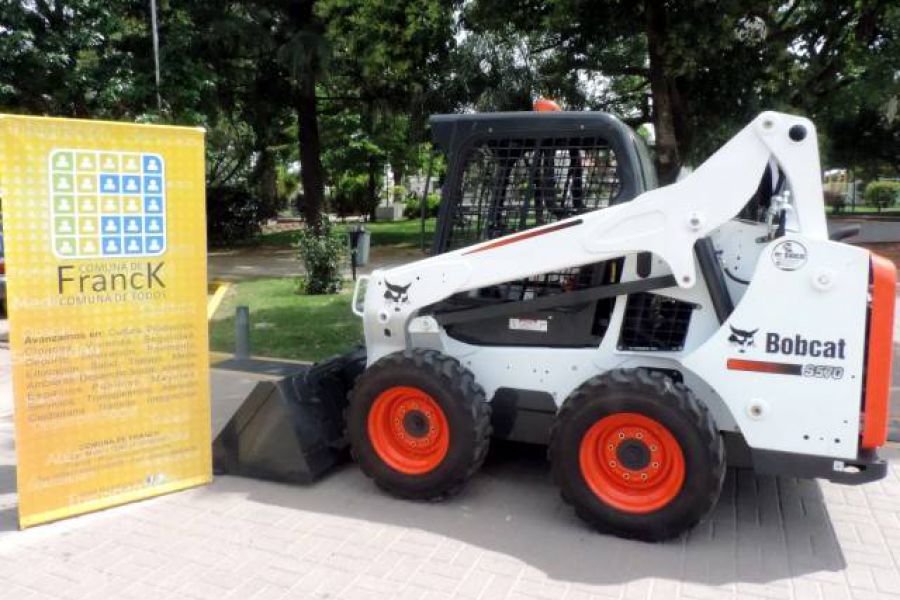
xmin=390 ymin=185 xmax=407 ymax=202
xmin=295 ymin=221 xmax=346 ymax=295
xmin=330 ymin=174 xmax=369 ymax=219
xmin=402 ymin=192 xmax=441 ymax=219
xmin=864 ymin=181 xmax=900 ymax=211
xmin=206 ymin=185 xmax=267 ymax=246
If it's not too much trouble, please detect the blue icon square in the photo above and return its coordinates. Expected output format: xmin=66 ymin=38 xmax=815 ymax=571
xmin=144 ymin=196 xmax=163 ymax=213
xmin=146 ymin=236 xmax=164 ymax=254
xmin=143 ymin=154 xmax=162 ymax=173
xmin=99 ymin=174 xmax=120 ymax=194
xmin=102 ymin=237 xmax=122 ymax=255
xmin=123 ymin=217 xmax=142 ymax=234
xmin=144 ymin=216 xmax=163 ymax=235
xmin=122 ymin=175 xmax=141 ymax=194
xmin=143 ymin=176 xmax=162 ymax=195
xmin=124 ymin=236 xmax=143 ymax=254
xmin=101 ymin=216 xmax=121 ymax=235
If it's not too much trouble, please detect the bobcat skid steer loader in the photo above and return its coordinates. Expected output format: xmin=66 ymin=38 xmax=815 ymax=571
xmin=343 ymin=109 xmax=895 ymax=541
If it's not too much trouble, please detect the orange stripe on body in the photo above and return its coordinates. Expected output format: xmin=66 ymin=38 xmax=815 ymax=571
xmin=462 ymin=219 xmax=581 ymax=256
xmin=726 ymin=358 xmax=802 ymax=375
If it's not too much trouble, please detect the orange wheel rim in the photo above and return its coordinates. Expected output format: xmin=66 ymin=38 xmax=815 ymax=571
xmin=579 ymin=412 xmax=685 ymax=514
xmin=367 ymin=386 xmax=449 ymax=475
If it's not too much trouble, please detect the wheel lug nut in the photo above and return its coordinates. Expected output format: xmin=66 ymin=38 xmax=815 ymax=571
xmin=641 ymin=473 xmax=648 ymax=480
xmin=609 ymin=461 xmax=616 ymax=468
xmin=652 ymin=462 xmax=659 ymax=469
xmin=607 ymin=444 xmax=614 ymax=450
xmin=635 ymin=433 xmax=643 ymax=439
xmin=623 ymin=473 xmax=630 ymax=480
xmin=618 ymin=433 xmax=625 ymax=439
xmin=650 ymin=445 xmax=657 ymax=452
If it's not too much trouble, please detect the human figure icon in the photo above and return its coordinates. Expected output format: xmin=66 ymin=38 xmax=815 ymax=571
xmin=59 ymin=220 xmax=72 ymax=233
xmin=81 ymin=199 xmax=95 ymax=211
xmin=60 ymin=241 xmax=73 ymax=254
xmin=57 ymin=176 xmax=71 ymax=190
xmin=148 ymin=239 xmax=161 ymax=252
xmin=83 ymin=220 xmax=95 ymax=233
xmin=57 ymin=198 xmax=71 ymax=211
xmin=126 ymin=199 xmax=138 ymax=212
xmin=105 ymin=199 xmax=117 ymax=211
xmin=105 ymin=220 xmax=117 ymax=233
xmin=147 ymin=198 xmax=160 ymax=212
xmin=127 ymin=239 xmax=139 ymax=252
xmin=55 ymin=155 xmax=70 ymax=169
xmin=84 ymin=240 xmax=96 ymax=253
xmin=106 ymin=239 xmax=119 ymax=253
xmin=127 ymin=219 xmax=139 ymax=233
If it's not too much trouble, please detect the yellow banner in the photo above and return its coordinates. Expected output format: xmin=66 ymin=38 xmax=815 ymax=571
xmin=0 ymin=115 xmax=211 ymax=528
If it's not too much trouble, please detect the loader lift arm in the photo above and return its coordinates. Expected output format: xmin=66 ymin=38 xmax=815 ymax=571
xmin=360 ymin=111 xmax=828 ymax=364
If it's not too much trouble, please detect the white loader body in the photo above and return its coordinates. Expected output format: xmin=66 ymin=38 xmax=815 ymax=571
xmin=352 ymin=111 xmax=892 ymax=479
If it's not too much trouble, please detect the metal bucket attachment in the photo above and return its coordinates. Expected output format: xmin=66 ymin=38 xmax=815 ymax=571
xmin=213 ymin=349 xmax=366 ymax=483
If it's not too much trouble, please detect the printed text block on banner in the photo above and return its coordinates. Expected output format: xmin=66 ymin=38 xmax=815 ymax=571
xmin=0 ymin=115 xmax=210 ymax=528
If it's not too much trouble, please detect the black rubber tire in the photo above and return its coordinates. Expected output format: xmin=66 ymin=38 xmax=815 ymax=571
xmin=347 ymin=349 xmax=491 ymax=500
xmin=549 ymin=368 xmax=725 ymax=541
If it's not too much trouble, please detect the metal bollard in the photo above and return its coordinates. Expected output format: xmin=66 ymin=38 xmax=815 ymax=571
xmin=235 ymin=305 xmax=251 ymax=360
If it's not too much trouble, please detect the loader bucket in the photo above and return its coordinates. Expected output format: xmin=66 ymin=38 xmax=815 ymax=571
xmin=212 ymin=349 xmax=366 ymax=483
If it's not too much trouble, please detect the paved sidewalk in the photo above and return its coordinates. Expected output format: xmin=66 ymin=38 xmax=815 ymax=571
xmin=208 ymin=245 xmax=424 ymax=282
xmin=1 ymin=434 xmax=900 ymax=600
xmin=1 ymin=365 xmax=900 ymax=599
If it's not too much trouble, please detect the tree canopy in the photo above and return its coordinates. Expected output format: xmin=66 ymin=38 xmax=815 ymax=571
xmin=1 ymin=0 xmax=897 ymax=240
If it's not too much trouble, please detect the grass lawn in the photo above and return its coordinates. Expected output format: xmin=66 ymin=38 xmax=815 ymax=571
xmin=257 ymin=218 xmax=436 ymax=248
xmin=827 ymin=206 xmax=900 ymax=215
xmin=210 ymin=277 xmax=363 ymax=362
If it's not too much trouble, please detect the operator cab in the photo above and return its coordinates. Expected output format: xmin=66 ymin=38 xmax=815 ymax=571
xmin=430 ymin=111 xmax=655 ymax=253
xmin=427 ymin=111 xmax=682 ymax=350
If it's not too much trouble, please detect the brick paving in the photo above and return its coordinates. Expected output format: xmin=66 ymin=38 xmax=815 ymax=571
xmin=2 ymin=406 xmax=900 ymax=600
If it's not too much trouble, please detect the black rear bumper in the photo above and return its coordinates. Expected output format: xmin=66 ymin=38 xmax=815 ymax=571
xmin=751 ymin=447 xmax=888 ymax=485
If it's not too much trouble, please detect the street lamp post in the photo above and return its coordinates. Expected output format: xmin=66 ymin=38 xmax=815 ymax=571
xmin=150 ymin=0 xmax=162 ymax=113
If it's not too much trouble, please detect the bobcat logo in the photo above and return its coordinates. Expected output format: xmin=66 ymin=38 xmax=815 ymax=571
xmin=728 ymin=326 xmax=758 ymax=353
xmin=383 ymin=280 xmax=411 ymax=312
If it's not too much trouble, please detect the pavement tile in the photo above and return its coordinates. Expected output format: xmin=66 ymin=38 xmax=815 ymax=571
xmin=454 ymin=568 xmax=492 ymax=598
xmin=3 ymin=359 xmax=900 ymax=600
xmin=481 ymin=573 xmax=518 ymax=599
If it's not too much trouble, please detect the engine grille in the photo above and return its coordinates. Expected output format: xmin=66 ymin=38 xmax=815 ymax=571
xmin=447 ymin=136 xmax=621 ymax=252
xmin=618 ymin=293 xmax=694 ymax=352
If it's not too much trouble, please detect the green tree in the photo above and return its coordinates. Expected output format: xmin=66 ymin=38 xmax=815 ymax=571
xmin=0 ymin=0 xmax=150 ymax=118
xmin=461 ymin=0 xmax=900 ymax=182
xmin=319 ymin=0 xmax=457 ymax=217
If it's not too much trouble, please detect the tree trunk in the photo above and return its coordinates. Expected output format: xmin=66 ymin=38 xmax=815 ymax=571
xmin=645 ymin=0 xmax=681 ymax=185
xmin=367 ymin=155 xmax=378 ymax=222
xmin=256 ymin=147 xmax=279 ymax=219
xmin=364 ymin=101 xmax=379 ymax=221
xmin=295 ymin=72 xmax=326 ymax=234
